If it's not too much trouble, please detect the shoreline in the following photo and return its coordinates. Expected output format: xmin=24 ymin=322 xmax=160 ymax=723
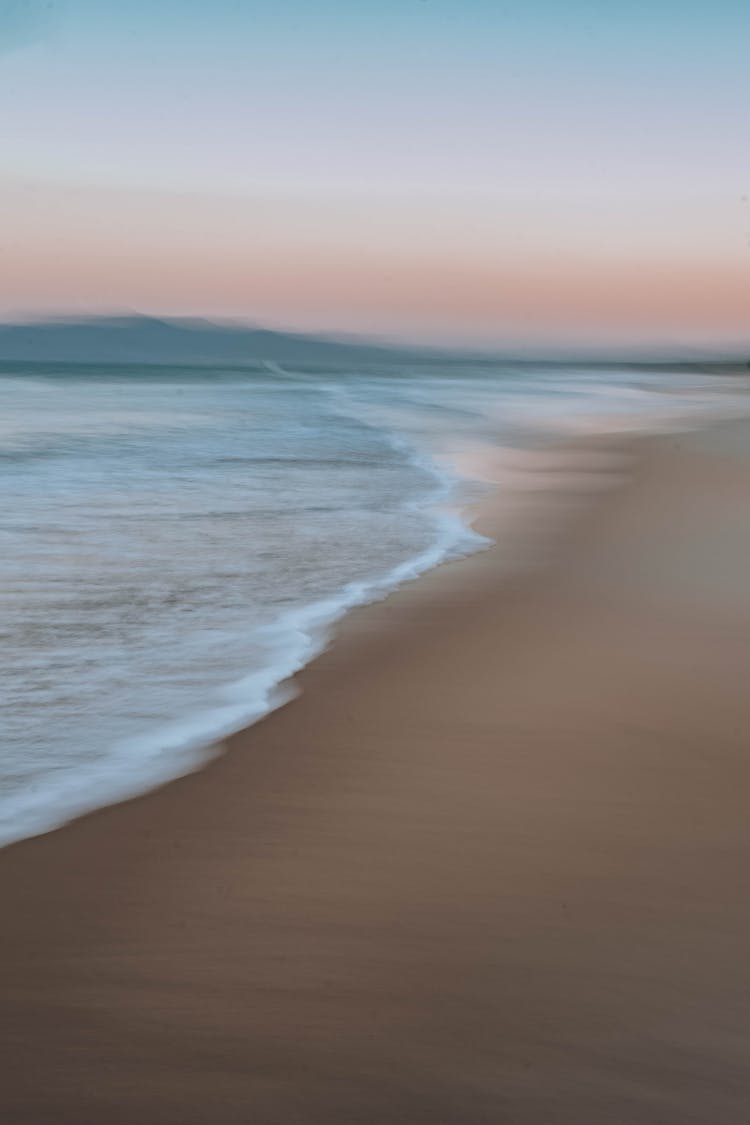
xmin=3 ymin=419 xmax=750 ymax=1121
xmin=0 ymin=427 xmax=489 ymax=852
xmin=0 ymin=425 xmax=624 ymax=853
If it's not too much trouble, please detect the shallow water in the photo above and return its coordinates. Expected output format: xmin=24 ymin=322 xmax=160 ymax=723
xmin=1 ymin=360 xmax=745 ymax=845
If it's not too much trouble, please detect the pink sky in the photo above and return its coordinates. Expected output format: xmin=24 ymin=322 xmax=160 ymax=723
xmin=2 ymin=179 xmax=748 ymax=350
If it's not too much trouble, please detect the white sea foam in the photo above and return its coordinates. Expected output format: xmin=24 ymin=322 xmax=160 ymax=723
xmin=0 ymin=403 xmax=486 ymax=848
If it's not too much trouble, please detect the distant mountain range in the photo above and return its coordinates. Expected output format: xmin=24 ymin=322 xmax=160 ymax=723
xmin=0 ymin=316 xmax=437 ymax=367
xmin=0 ymin=316 xmax=745 ymax=370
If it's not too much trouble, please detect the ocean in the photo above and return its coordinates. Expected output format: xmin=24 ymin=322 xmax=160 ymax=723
xmin=1 ymin=360 xmax=746 ymax=847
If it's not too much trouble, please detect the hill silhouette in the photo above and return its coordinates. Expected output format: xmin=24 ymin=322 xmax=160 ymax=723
xmin=0 ymin=316 xmax=431 ymax=366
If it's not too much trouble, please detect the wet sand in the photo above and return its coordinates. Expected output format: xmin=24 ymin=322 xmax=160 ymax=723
xmin=2 ymin=423 xmax=750 ymax=1123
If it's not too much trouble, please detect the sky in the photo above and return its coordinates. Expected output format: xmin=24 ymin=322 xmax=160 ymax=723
xmin=1 ymin=0 xmax=749 ymax=351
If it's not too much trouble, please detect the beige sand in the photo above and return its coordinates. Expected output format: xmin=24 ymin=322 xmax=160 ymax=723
xmin=2 ymin=424 xmax=750 ymax=1124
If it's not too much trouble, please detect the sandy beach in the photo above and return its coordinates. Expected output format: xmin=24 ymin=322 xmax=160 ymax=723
xmin=2 ymin=420 xmax=750 ymax=1123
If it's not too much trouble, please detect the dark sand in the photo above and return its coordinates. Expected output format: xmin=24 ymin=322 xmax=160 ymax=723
xmin=2 ymin=424 xmax=750 ymax=1123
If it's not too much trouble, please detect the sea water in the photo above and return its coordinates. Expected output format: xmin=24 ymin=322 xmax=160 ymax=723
xmin=1 ymin=360 xmax=745 ymax=846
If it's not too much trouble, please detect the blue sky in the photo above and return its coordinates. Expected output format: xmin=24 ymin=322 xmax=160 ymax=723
xmin=4 ymin=0 xmax=750 ymax=194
